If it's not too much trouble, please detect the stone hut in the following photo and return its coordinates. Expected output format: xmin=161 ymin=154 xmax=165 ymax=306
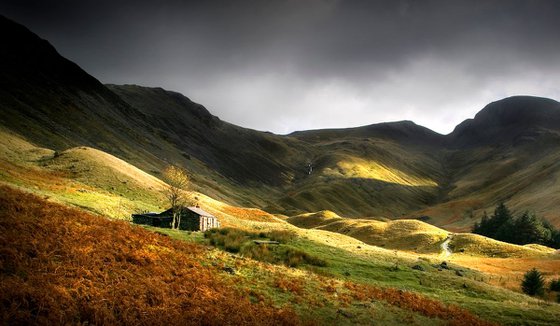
xmin=132 ymin=206 xmax=220 ymax=231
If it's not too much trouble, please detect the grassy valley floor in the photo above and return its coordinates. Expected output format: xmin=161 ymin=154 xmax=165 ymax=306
xmin=1 ymin=130 xmax=560 ymax=325
xmin=1 ymin=186 xmax=497 ymax=325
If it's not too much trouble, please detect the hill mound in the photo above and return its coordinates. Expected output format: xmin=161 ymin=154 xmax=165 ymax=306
xmin=44 ymin=146 xmax=166 ymax=194
xmin=289 ymin=211 xmax=557 ymax=258
xmin=289 ymin=213 xmax=449 ymax=253
xmin=0 ymin=130 xmax=283 ymax=226
xmin=450 ymin=233 xmax=555 ymax=258
xmin=291 ymin=120 xmax=445 ymax=148
xmin=287 ymin=210 xmax=342 ymax=228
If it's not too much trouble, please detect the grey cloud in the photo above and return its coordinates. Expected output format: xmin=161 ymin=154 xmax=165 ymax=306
xmin=1 ymin=0 xmax=559 ymax=134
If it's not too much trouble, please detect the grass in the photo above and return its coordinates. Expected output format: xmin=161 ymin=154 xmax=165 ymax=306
xmin=450 ymin=233 xmax=554 ymax=258
xmin=0 ymin=130 xmax=284 ymax=227
xmin=325 ymin=157 xmax=438 ymax=187
xmin=290 ymin=210 xmax=557 ymax=260
xmin=154 ymin=222 xmax=560 ymax=325
xmin=289 ymin=212 xmax=448 ymax=253
xmin=0 ymin=186 xmax=299 ymax=325
xmin=271 ymin=232 xmax=560 ymax=325
xmin=2 ymin=127 xmax=560 ymax=324
xmin=1 ymin=185 xmax=499 ymax=325
xmin=203 ymin=228 xmax=327 ymax=267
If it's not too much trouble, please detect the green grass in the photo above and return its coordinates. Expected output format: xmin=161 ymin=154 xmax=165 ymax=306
xmin=3 ymin=126 xmax=560 ymax=324
xmin=203 ymin=228 xmax=327 ymax=267
xmin=152 ymin=225 xmax=560 ymax=325
xmin=292 ymin=237 xmax=560 ymax=325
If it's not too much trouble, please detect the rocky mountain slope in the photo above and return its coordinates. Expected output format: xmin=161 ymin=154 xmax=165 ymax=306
xmin=1 ymin=15 xmax=560 ymax=231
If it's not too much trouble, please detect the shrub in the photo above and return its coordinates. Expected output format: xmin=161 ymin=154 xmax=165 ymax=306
xmin=283 ymin=247 xmax=327 ymax=268
xmin=302 ymin=253 xmax=328 ymax=267
xmin=240 ymin=243 xmax=275 ymax=263
xmin=550 ymin=278 xmax=560 ymax=292
xmin=343 ymin=282 xmax=493 ymax=325
xmin=521 ymin=268 xmax=545 ymax=296
xmin=284 ymin=248 xmax=307 ymax=267
xmin=204 ymin=228 xmax=326 ymax=268
xmin=268 ymin=230 xmax=296 ymax=243
xmin=223 ymin=232 xmax=248 ymax=253
xmin=274 ymin=277 xmax=304 ymax=295
xmin=205 ymin=228 xmax=255 ymax=253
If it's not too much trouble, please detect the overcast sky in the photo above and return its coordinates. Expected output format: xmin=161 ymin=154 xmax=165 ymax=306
xmin=2 ymin=0 xmax=560 ymax=135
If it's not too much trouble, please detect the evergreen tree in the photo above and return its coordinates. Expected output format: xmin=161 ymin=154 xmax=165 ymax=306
xmin=473 ymin=203 xmax=513 ymax=239
xmin=550 ymin=278 xmax=560 ymax=292
xmin=473 ymin=203 xmax=560 ymax=248
xmin=472 ymin=211 xmax=488 ymax=235
xmin=542 ymin=220 xmax=560 ymax=248
xmin=514 ymin=212 xmax=550 ymax=245
xmin=490 ymin=202 xmax=513 ymax=236
xmin=472 ymin=211 xmax=490 ymax=235
xmin=494 ymin=218 xmax=515 ymax=243
xmin=552 ymin=230 xmax=560 ymax=249
xmin=521 ymin=268 xmax=545 ymax=296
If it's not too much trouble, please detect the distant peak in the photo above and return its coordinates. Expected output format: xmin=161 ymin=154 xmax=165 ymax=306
xmin=450 ymin=95 xmax=560 ymax=147
xmin=468 ymin=95 xmax=560 ymax=126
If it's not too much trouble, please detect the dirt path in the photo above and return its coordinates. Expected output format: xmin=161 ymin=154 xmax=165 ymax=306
xmin=441 ymin=234 xmax=453 ymax=258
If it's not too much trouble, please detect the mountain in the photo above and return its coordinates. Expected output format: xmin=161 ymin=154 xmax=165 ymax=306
xmin=425 ymin=96 xmax=560 ymax=229
xmin=290 ymin=120 xmax=446 ymax=147
xmin=1 ymin=15 xmax=560 ymax=231
xmin=450 ymin=96 xmax=560 ymax=148
xmin=0 ymin=15 xmax=306 ymax=207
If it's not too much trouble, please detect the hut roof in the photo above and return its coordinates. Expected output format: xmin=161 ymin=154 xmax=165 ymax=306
xmin=186 ymin=206 xmax=214 ymax=218
xmin=158 ymin=207 xmax=215 ymax=218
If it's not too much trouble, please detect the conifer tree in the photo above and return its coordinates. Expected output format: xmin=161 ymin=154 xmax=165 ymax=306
xmin=473 ymin=203 xmax=560 ymax=248
xmin=490 ymin=202 xmax=512 ymax=235
xmin=521 ymin=268 xmax=545 ymax=296
xmin=472 ymin=211 xmax=486 ymax=234
xmin=550 ymin=278 xmax=560 ymax=292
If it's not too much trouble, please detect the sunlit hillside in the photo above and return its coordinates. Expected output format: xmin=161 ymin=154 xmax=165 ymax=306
xmin=3 ymin=181 xmax=560 ymax=325
xmin=2 ymin=126 xmax=560 ymax=325
xmin=288 ymin=210 xmax=557 ymax=260
xmin=325 ymin=157 xmax=438 ymax=187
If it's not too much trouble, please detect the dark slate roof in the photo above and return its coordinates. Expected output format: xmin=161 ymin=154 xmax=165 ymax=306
xmin=186 ymin=206 xmax=215 ymax=218
xmin=156 ymin=207 xmax=215 ymax=218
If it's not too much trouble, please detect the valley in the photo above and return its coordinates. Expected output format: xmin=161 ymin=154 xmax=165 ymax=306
xmin=1 ymin=14 xmax=560 ymax=325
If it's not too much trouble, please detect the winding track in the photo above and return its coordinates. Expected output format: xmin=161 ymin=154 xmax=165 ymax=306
xmin=441 ymin=234 xmax=453 ymax=258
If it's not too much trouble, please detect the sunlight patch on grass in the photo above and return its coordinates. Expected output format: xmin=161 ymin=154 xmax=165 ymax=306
xmin=323 ymin=158 xmax=438 ymax=187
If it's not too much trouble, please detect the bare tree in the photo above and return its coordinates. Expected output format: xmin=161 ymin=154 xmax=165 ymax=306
xmin=163 ymin=165 xmax=189 ymax=230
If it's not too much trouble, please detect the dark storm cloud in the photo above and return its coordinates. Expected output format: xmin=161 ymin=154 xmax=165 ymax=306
xmin=2 ymin=0 xmax=560 ymax=134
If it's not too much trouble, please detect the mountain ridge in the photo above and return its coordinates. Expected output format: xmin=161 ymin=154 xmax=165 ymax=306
xmin=1 ymin=15 xmax=560 ymax=230
xmin=450 ymin=96 xmax=560 ymax=148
